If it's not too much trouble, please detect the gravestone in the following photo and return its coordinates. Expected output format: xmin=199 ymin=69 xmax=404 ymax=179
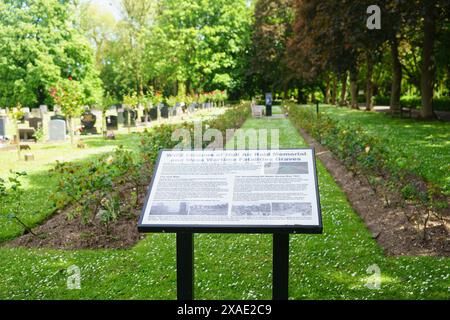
xmin=19 ymin=128 xmax=35 ymax=141
xmin=160 ymin=106 xmax=169 ymax=119
xmin=106 ymin=115 xmax=118 ymax=130
xmin=187 ymin=104 xmax=196 ymax=113
xmin=31 ymin=108 xmax=41 ymax=118
xmin=51 ymin=114 xmax=66 ymax=121
xmin=80 ymin=111 xmax=97 ymax=134
xmin=149 ymin=108 xmax=158 ymax=120
xmin=123 ymin=109 xmax=137 ymax=126
xmin=265 ymin=92 xmax=273 ymax=117
xmin=48 ymin=119 xmax=66 ymax=141
xmin=0 ymin=117 xmax=6 ymax=137
xmin=28 ymin=117 xmax=42 ymax=131
xmin=39 ymin=105 xmax=48 ymax=115
xmin=175 ymin=106 xmax=183 ymax=116
xmin=117 ymin=111 xmax=124 ymax=124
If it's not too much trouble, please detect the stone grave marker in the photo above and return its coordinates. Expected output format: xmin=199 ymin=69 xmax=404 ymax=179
xmin=0 ymin=116 xmax=6 ymax=137
xmin=80 ymin=111 xmax=97 ymax=134
xmin=187 ymin=104 xmax=196 ymax=113
xmin=123 ymin=109 xmax=137 ymax=127
xmin=160 ymin=105 xmax=169 ymax=119
xmin=28 ymin=117 xmax=42 ymax=131
xmin=39 ymin=105 xmax=48 ymax=115
xmin=106 ymin=115 xmax=118 ymax=130
xmin=149 ymin=107 xmax=158 ymax=120
xmin=48 ymin=119 xmax=66 ymax=141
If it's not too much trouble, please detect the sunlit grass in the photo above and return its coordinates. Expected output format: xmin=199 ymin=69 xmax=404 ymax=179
xmin=0 ymin=115 xmax=448 ymax=300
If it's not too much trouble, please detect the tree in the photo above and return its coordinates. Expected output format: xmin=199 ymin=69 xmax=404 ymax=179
xmin=50 ymin=79 xmax=84 ymax=147
xmin=250 ymin=0 xmax=293 ymax=94
xmin=0 ymin=0 xmax=101 ymax=108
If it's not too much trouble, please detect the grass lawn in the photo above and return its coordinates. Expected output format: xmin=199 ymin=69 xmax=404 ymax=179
xmin=316 ymin=105 xmax=450 ymax=195
xmin=0 ymin=116 xmax=448 ymax=299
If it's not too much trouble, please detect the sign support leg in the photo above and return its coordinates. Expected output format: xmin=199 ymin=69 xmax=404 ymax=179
xmin=272 ymin=233 xmax=289 ymax=300
xmin=176 ymin=232 xmax=194 ymax=300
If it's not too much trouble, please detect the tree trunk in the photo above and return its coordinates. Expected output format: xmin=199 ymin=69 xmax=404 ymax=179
xmin=332 ymin=75 xmax=337 ymax=105
xmin=324 ymin=75 xmax=330 ymax=104
xmin=350 ymin=67 xmax=358 ymax=109
xmin=283 ymin=82 xmax=289 ymax=101
xmin=420 ymin=4 xmax=436 ymax=119
xmin=339 ymin=72 xmax=348 ymax=106
xmin=390 ymin=38 xmax=402 ymax=113
xmin=365 ymin=52 xmax=374 ymax=111
xmin=102 ymin=111 xmax=107 ymax=138
xmin=68 ymin=117 xmax=75 ymax=147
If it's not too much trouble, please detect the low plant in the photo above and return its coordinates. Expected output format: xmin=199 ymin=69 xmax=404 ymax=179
xmin=0 ymin=171 xmax=36 ymax=235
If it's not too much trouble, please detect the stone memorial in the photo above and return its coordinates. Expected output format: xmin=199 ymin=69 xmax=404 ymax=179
xmin=160 ymin=106 xmax=169 ymax=119
xmin=265 ymin=92 xmax=273 ymax=116
xmin=187 ymin=104 xmax=196 ymax=113
xmin=106 ymin=115 xmax=118 ymax=130
xmin=123 ymin=109 xmax=137 ymax=127
xmin=51 ymin=114 xmax=66 ymax=121
xmin=39 ymin=105 xmax=48 ymax=115
xmin=48 ymin=119 xmax=66 ymax=141
xmin=149 ymin=108 xmax=158 ymax=120
xmin=80 ymin=111 xmax=97 ymax=134
xmin=117 ymin=111 xmax=125 ymax=124
xmin=28 ymin=117 xmax=42 ymax=131
xmin=0 ymin=116 xmax=6 ymax=137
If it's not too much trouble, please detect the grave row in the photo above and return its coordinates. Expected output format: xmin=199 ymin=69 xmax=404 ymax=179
xmin=0 ymin=101 xmax=209 ymax=142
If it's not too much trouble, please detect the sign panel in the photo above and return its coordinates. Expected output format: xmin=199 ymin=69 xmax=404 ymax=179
xmin=138 ymin=149 xmax=322 ymax=234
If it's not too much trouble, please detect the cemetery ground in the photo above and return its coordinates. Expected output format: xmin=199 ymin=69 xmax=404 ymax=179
xmin=0 ymin=108 xmax=227 ymax=243
xmin=0 ymin=106 xmax=449 ymax=299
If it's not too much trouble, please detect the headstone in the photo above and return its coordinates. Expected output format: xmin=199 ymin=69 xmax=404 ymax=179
xmin=123 ymin=109 xmax=137 ymax=126
xmin=106 ymin=115 xmax=118 ymax=130
xmin=149 ymin=108 xmax=158 ymax=120
xmin=48 ymin=119 xmax=66 ymax=141
xmin=160 ymin=106 xmax=169 ymax=119
xmin=28 ymin=117 xmax=42 ymax=130
xmin=31 ymin=108 xmax=41 ymax=118
xmin=51 ymin=114 xmax=66 ymax=121
xmin=117 ymin=111 xmax=125 ymax=124
xmin=19 ymin=128 xmax=35 ymax=141
xmin=265 ymin=92 xmax=273 ymax=117
xmin=80 ymin=111 xmax=97 ymax=134
xmin=39 ymin=105 xmax=48 ymax=114
xmin=0 ymin=117 xmax=6 ymax=137
xmin=187 ymin=104 xmax=196 ymax=113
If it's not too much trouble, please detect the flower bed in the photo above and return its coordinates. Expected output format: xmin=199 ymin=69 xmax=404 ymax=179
xmin=287 ymin=104 xmax=449 ymax=237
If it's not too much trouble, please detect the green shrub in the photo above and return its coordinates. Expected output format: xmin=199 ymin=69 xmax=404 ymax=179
xmin=287 ymin=104 xmax=447 ymax=209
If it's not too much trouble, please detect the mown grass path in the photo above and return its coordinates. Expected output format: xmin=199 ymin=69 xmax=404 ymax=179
xmin=0 ymin=116 xmax=448 ymax=299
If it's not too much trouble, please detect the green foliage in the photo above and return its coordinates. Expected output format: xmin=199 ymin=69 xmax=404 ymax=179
xmin=0 ymin=171 xmax=35 ymax=235
xmin=49 ymin=79 xmax=84 ymax=118
xmin=288 ymin=104 xmax=448 ymax=209
xmin=51 ymin=145 xmax=148 ymax=230
xmin=0 ymin=0 xmax=101 ymax=108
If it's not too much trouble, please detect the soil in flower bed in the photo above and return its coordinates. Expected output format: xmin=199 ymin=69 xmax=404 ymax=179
xmin=298 ymin=127 xmax=449 ymax=257
xmin=4 ymin=195 xmax=147 ymax=250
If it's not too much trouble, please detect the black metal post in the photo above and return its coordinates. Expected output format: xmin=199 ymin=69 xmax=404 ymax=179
xmin=272 ymin=233 xmax=289 ymax=300
xmin=176 ymin=232 xmax=194 ymax=300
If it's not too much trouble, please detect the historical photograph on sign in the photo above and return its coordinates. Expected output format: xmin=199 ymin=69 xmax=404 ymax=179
xmin=231 ymin=203 xmax=271 ymax=217
xmin=271 ymin=202 xmax=312 ymax=217
xmin=150 ymin=202 xmax=189 ymax=215
xmin=139 ymin=149 xmax=321 ymax=229
xmin=188 ymin=203 xmax=228 ymax=216
xmin=264 ymin=162 xmax=309 ymax=175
